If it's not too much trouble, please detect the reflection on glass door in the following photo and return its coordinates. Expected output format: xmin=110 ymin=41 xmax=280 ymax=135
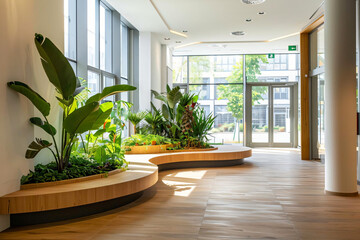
xmin=251 ymin=86 xmax=269 ymax=143
xmin=273 ymin=87 xmax=291 ymax=143
xmin=318 ymin=74 xmax=325 ymax=156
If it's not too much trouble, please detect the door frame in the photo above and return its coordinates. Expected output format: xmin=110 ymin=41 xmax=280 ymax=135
xmin=245 ymin=82 xmax=298 ymax=148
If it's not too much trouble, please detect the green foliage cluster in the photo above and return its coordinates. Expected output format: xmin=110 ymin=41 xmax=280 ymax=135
xmin=21 ymin=156 xmax=123 ymax=185
xmin=9 ymin=34 xmax=135 ymax=184
xmin=129 ymin=85 xmax=216 ymax=149
xmin=123 ymin=134 xmax=172 ymax=147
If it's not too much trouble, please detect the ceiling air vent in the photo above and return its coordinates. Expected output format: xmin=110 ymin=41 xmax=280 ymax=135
xmin=242 ymin=0 xmax=266 ymax=4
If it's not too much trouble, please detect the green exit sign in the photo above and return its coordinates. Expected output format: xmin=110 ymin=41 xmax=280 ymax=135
xmin=268 ymin=53 xmax=275 ymax=59
xmin=288 ymin=45 xmax=297 ymax=51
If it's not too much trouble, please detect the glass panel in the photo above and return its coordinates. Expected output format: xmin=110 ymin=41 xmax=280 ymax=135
xmin=69 ymin=61 xmax=77 ymax=74
xmin=189 ymin=56 xmax=211 ymax=84
xmin=87 ymin=71 xmax=100 ymax=97
xmin=317 ymin=26 xmax=325 ymax=67
xmin=189 ymin=84 xmax=211 ymax=100
xmin=121 ymin=78 xmax=129 ymax=102
xmin=172 ymin=56 xmax=188 ymax=83
xmin=318 ymin=73 xmax=325 ymax=157
xmin=121 ymin=24 xmax=129 ymax=78
xmin=248 ymin=54 xmax=299 ymax=82
xmin=252 ymin=86 xmax=269 ymax=143
xmin=64 ymin=0 xmax=76 ymax=60
xmin=87 ymin=0 xmax=99 ymax=67
xmin=103 ymin=76 xmax=115 ymax=101
xmin=188 ymin=56 xmax=243 ymax=84
xmin=273 ymin=87 xmax=291 ymax=143
xmin=121 ymin=78 xmax=129 ymax=138
xmin=100 ymin=3 xmax=112 ymax=72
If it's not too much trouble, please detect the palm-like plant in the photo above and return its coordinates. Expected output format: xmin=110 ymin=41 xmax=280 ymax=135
xmin=193 ymin=108 xmax=216 ymax=147
xmin=127 ymin=111 xmax=147 ymax=134
xmin=8 ymin=34 xmax=136 ymax=172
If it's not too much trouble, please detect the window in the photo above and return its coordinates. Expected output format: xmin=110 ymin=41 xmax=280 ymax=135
xmin=64 ymin=0 xmax=77 ymax=73
xmin=121 ymin=24 xmax=129 ymax=79
xmin=100 ymin=3 xmax=112 ymax=72
xmin=173 ymin=53 xmax=300 ymax=144
xmin=87 ymin=0 xmax=99 ymax=68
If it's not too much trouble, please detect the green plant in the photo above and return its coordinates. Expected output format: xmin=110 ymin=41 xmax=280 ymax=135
xmin=8 ymin=33 xmax=136 ymax=172
xmin=193 ymin=108 xmax=216 ymax=147
xmin=123 ymin=134 xmax=171 ymax=147
xmin=21 ymin=156 xmax=123 ymax=185
xmin=127 ymin=111 xmax=147 ymax=134
xmin=144 ymin=110 xmax=167 ymax=136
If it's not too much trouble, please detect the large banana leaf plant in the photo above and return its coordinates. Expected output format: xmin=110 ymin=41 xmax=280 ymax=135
xmin=8 ymin=34 xmax=136 ymax=172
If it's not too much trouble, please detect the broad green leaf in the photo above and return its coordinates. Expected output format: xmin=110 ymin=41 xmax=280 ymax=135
xmin=94 ymin=129 xmax=107 ymax=137
xmin=75 ymin=102 xmax=114 ymax=133
xmin=30 ymin=117 xmax=57 ymax=136
xmin=162 ymin=104 xmax=170 ymax=120
xmin=86 ymin=85 xmax=136 ymax=104
xmin=151 ymin=90 xmax=167 ymax=103
xmin=63 ymin=102 xmax=100 ymax=135
xmin=167 ymin=86 xmax=182 ymax=108
xmin=34 ymin=33 xmax=76 ymax=100
xmin=25 ymin=138 xmax=52 ymax=159
xmin=7 ymin=81 xmax=50 ymax=116
xmin=56 ymin=96 xmax=74 ymax=107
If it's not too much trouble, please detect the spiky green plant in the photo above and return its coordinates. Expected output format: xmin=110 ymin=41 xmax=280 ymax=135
xmin=127 ymin=111 xmax=147 ymax=134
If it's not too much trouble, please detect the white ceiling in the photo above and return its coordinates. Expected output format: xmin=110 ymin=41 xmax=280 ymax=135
xmin=107 ymin=0 xmax=324 ymax=55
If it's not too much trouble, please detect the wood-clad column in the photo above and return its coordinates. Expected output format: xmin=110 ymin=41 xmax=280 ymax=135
xmin=324 ymin=0 xmax=358 ymax=196
xmin=300 ymin=33 xmax=310 ymax=160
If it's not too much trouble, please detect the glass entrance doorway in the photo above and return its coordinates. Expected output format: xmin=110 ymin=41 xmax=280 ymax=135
xmin=246 ymin=83 xmax=298 ymax=147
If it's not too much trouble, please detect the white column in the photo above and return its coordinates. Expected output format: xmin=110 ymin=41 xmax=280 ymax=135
xmin=325 ymin=0 xmax=358 ymax=195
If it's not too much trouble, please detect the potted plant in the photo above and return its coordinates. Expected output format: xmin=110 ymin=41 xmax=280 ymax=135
xmin=8 ymin=34 xmax=136 ymax=181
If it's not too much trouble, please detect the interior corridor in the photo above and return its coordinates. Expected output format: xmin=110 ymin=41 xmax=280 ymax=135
xmin=1 ymin=149 xmax=360 ymax=240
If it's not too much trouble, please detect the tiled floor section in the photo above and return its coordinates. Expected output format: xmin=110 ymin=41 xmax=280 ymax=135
xmin=1 ymin=148 xmax=360 ymax=239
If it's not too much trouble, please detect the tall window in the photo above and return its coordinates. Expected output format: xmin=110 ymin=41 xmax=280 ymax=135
xmin=87 ymin=0 xmax=115 ymax=98
xmin=172 ymin=54 xmax=300 ymax=145
xmin=65 ymin=0 xmax=137 ymax=137
xmin=64 ymin=0 xmax=77 ymax=72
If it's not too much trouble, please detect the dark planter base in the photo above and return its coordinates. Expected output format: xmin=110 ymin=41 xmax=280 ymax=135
xmin=10 ymin=191 xmax=144 ymax=227
xmin=158 ymin=159 xmax=244 ymax=171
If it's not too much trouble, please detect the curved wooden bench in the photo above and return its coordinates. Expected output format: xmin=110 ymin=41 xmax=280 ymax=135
xmin=0 ymin=145 xmax=251 ymax=225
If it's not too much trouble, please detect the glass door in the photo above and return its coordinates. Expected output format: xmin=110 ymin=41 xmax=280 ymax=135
xmin=246 ymin=83 xmax=297 ymax=147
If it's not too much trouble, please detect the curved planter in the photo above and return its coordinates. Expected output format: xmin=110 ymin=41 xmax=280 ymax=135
xmin=20 ymin=169 xmax=123 ymax=190
xmin=0 ymin=145 xmax=251 ymax=226
xmin=125 ymin=144 xmax=170 ymax=154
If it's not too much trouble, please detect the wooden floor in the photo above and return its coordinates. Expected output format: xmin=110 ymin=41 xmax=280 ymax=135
xmin=1 ymin=148 xmax=360 ymax=240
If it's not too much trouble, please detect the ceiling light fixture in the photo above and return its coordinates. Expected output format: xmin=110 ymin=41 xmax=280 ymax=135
xmin=231 ymin=31 xmax=246 ymax=36
xmin=170 ymin=30 xmax=188 ymax=38
xmin=149 ymin=0 xmax=188 ymax=38
xmin=242 ymin=0 xmax=266 ymax=5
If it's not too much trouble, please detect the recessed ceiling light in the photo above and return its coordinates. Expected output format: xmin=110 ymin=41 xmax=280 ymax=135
xmin=246 ymin=19 xmax=252 ymax=22
xmin=231 ymin=31 xmax=246 ymax=36
xmin=164 ymin=37 xmax=171 ymax=40
xmin=258 ymin=11 xmax=266 ymax=15
xmin=242 ymin=0 xmax=266 ymax=5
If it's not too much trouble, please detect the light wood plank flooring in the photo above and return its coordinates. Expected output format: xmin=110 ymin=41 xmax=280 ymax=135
xmin=1 ymin=148 xmax=360 ymax=240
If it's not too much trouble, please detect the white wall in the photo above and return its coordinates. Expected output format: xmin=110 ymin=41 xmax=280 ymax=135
xmin=139 ymin=32 xmax=152 ymax=111
xmin=138 ymin=32 xmax=169 ymax=110
xmin=151 ymin=33 xmax=162 ymax=97
xmin=0 ymin=0 xmax=64 ymax=231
